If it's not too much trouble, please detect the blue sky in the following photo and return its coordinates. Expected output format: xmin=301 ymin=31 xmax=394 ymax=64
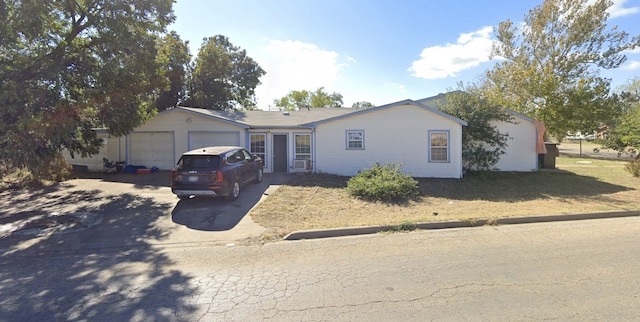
xmin=170 ymin=0 xmax=640 ymax=109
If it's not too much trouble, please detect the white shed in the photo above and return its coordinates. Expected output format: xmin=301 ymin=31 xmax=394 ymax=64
xmin=492 ymin=110 xmax=541 ymax=172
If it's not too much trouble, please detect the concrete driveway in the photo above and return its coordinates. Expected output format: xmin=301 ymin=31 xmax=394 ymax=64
xmin=0 ymin=171 xmax=291 ymax=254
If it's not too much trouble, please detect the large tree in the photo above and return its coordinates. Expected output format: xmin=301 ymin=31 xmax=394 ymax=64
xmin=154 ymin=31 xmax=191 ymax=112
xmin=487 ymin=0 xmax=640 ymax=139
xmin=309 ymin=87 xmax=343 ymax=108
xmin=352 ymin=101 xmax=375 ymax=110
xmin=601 ymin=77 xmax=640 ymax=159
xmin=186 ymin=35 xmax=265 ymax=110
xmin=273 ymin=87 xmax=343 ymax=110
xmin=0 ymin=0 xmax=174 ymax=179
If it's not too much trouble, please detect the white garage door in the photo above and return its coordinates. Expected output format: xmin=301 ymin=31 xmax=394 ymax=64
xmin=129 ymin=132 xmax=175 ymax=170
xmin=188 ymin=131 xmax=240 ymax=150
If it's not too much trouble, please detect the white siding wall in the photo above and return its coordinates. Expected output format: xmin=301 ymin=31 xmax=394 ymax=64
xmin=132 ymin=110 xmax=245 ymax=168
xmin=62 ymin=133 xmax=123 ymax=171
xmin=108 ymin=136 xmax=125 ymax=163
xmin=314 ymin=104 xmax=464 ymax=178
xmin=249 ymin=129 xmax=313 ymax=173
xmin=492 ymin=115 xmax=538 ymax=171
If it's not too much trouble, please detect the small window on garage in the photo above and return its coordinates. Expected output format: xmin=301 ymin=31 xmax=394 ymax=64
xmin=346 ymin=130 xmax=364 ymax=150
xmin=429 ymin=131 xmax=449 ymax=162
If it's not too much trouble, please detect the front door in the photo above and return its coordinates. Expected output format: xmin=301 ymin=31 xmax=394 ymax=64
xmin=273 ymin=134 xmax=288 ymax=172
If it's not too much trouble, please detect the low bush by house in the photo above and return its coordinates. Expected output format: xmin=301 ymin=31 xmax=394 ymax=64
xmin=346 ymin=163 xmax=420 ymax=202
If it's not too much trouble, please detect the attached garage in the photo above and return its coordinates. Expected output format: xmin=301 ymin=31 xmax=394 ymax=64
xmin=188 ymin=131 xmax=240 ymax=150
xmin=129 ymin=131 xmax=175 ymax=170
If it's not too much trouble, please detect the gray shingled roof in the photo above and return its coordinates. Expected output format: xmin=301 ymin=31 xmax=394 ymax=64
xmin=171 ymin=98 xmax=468 ymax=128
xmin=176 ymin=106 xmax=358 ymax=128
xmin=417 ymin=91 xmax=534 ymax=124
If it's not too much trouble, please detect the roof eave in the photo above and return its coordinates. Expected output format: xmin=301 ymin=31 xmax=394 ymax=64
xmin=249 ymin=125 xmax=315 ymax=130
xmin=165 ymin=107 xmax=251 ymax=129
xmin=307 ymin=99 xmax=467 ymax=127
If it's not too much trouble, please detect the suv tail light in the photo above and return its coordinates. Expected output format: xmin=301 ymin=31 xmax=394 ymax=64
xmin=208 ymin=170 xmax=224 ymax=183
xmin=170 ymin=169 xmax=175 ymax=182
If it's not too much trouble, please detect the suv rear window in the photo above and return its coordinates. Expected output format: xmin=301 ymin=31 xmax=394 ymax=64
xmin=178 ymin=155 xmax=221 ymax=170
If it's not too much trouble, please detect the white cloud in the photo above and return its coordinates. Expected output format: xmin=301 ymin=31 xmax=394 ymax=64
xmin=608 ymin=0 xmax=640 ymax=18
xmin=252 ymin=40 xmax=343 ymax=109
xmin=621 ymin=60 xmax=640 ymax=70
xmin=409 ymin=26 xmax=497 ymax=80
xmin=346 ymin=56 xmax=357 ymax=63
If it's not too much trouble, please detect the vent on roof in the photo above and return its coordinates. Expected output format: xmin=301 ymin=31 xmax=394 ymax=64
xmin=282 ymin=111 xmax=290 ymax=116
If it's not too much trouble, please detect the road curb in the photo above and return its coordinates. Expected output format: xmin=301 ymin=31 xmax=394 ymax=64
xmin=282 ymin=210 xmax=640 ymax=241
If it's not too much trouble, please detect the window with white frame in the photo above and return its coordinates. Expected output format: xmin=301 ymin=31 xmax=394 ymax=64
xmin=294 ymin=134 xmax=311 ymax=160
xmin=250 ymin=133 xmax=266 ymax=166
xmin=429 ymin=131 xmax=449 ymax=162
xmin=346 ymin=130 xmax=364 ymax=150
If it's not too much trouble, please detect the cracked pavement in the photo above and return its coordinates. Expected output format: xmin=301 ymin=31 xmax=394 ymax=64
xmin=2 ymin=216 xmax=640 ymax=321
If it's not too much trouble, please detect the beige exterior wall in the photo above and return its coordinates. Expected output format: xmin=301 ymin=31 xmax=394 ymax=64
xmin=314 ymin=104 xmax=464 ymax=178
xmin=62 ymin=132 xmax=125 ymax=171
xmin=130 ymin=109 xmax=246 ymax=168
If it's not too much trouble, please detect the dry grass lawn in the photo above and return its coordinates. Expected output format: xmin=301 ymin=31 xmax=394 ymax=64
xmin=250 ymin=156 xmax=639 ymax=235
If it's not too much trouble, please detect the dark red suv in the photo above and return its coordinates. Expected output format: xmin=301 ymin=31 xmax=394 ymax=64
xmin=170 ymin=146 xmax=263 ymax=201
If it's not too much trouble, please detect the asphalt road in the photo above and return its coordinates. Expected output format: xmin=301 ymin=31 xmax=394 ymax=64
xmin=558 ymin=141 xmax=631 ymax=159
xmin=1 ymin=217 xmax=639 ymax=321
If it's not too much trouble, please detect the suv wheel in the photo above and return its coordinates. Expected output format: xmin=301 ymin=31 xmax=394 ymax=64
xmin=227 ymin=181 xmax=240 ymax=201
xmin=255 ymin=168 xmax=263 ymax=183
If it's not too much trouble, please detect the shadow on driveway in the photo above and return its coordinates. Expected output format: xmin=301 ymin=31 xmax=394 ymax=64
xmin=73 ymin=170 xmax=171 ymax=189
xmin=0 ymin=189 xmax=197 ymax=320
xmin=0 ymin=172 xmax=295 ymax=320
xmin=171 ymin=173 xmax=293 ymax=231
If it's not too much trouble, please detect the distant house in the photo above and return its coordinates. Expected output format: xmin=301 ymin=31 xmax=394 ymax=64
xmin=65 ymin=93 xmax=545 ymax=177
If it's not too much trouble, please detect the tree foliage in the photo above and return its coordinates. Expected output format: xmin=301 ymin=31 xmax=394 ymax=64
xmin=154 ymin=31 xmax=191 ymax=111
xmin=601 ymin=77 xmax=640 ymax=159
xmin=273 ymin=87 xmax=343 ymax=110
xmin=486 ymin=0 xmax=640 ymax=139
xmin=440 ymin=88 xmax=514 ymax=172
xmin=0 ymin=0 xmax=174 ymax=179
xmin=184 ymin=35 xmax=265 ymax=110
xmin=352 ymin=101 xmax=375 ymax=110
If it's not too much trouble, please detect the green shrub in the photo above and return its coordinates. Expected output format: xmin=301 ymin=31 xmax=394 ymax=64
xmin=346 ymin=163 xmax=420 ymax=202
xmin=625 ymin=159 xmax=640 ymax=177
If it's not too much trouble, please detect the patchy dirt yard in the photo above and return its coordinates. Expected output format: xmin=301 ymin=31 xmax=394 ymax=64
xmin=250 ymin=156 xmax=640 ymax=235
